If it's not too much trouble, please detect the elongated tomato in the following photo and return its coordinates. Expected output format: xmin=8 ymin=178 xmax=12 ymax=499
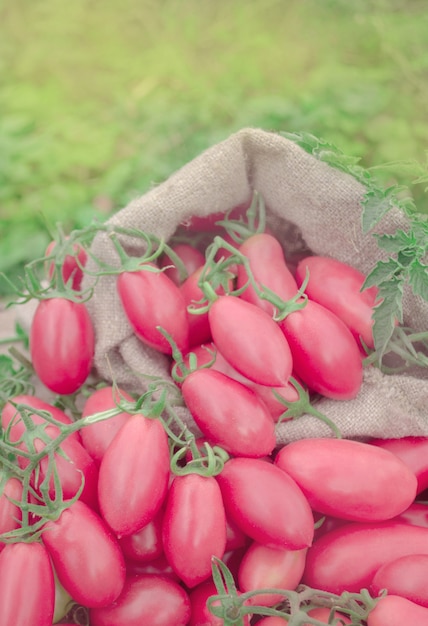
xmin=371 ymin=554 xmax=428 ymax=607
xmin=80 ymin=385 xmax=134 ymax=462
xmin=90 ymin=574 xmax=191 ymax=626
xmin=208 ymin=295 xmax=293 ymax=386
xmin=367 ymin=595 xmax=428 ymax=626
xmin=30 ymin=297 xmax=95 ymax=394
xmin=295 ymin=255 xmax=378 ymax=349
xmin=238 ymin=542 xmax=307 ymax=606
xmin=369 ymin=436 xmax=428 ymax=495
xmin=181 ymin=369 xmax=276 ymax=458
xmin=275 ymin=438 xmax=417 ymax=521
xmin=0 ymin=542 xmax=55 ymax=626
xmin=237 ymin=232 xmax=298 ymax=315
xmin=117 ymin=265 xmax=189 ymax=354
xmin=216 ymin=457 xmax=314 ymax=550
xmin=278 ymin=299 xmax=363 ymax=399
xmin=162 ymin=474 xmax=227 ymax=587
xmin=42 ymin=500 xmax=126 ymax=608
xmin=303 ymin=521 xmax=428 ymax=594
xmin=98 ymin=414 xmax=170 ymax=536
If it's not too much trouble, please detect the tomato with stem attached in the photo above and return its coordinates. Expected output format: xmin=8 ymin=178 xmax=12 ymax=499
xmin=45 ymin=239 xmax=87 ymax=291
xmin=159 ymin=243 xmax=205 ymax=285
xmin=208 ymin=295 xmax=293 ymax=387
xmin=30 ymin=297 xmax=95 ymax=395
xmin=0 ymin=541 xmax=55 ymax=626
xmin=80 ymin=385 xmax=134 ymax=463
xmin=237 ymin=232 xmax=298 ymax=316
xmin=278 ymin=299 xmax=363 ymax=400
xmin=42 ymin=500 xmax=126 ymax=608
xmin=295 ymin=255 xmax=379 ymax=349
xmin=162 ymin=473 xmax=227 ymax=588
xmin=181 ymin=369 xmax=276 ymax=458
xmin=117 ymin=264 xmax=189 ymax=354
xmin=216 ymin=457 xmax=314 ymax=550
xmin=98 ymin=413 xmax=170 ymax=536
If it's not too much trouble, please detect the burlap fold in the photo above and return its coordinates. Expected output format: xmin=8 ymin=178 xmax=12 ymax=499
xmin=82 ymin=128 xmax=428 ymax=442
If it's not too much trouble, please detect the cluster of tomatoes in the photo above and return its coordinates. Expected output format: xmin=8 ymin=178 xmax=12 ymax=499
xmin=2 ymin=201 xmax=428 ymax=625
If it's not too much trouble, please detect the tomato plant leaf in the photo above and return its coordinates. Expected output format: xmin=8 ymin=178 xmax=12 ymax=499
xmin=285 ymin=131 xmax=428 ymax=366
xmin=362 ymin=258 xmax=401 ymax=291
xmin=375 ymin=229 xmax=416 ymax=254
xmin=409 ymin=260 xmax=428 ymax=301
xmin=372 ymin=278 xmax=404 ymax=358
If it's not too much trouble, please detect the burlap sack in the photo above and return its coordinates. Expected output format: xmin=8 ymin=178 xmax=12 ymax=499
xmin=83 ymin=128 xmax=428 ymax=443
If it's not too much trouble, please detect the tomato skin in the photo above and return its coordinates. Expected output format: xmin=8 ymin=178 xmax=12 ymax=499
xmin=209 ymin=296 xmax=293 ymax=386
xmin=303 ymin=521 xmax=428 ymax=594
xmin=125 ymin=553 xmax=180 ymax=580
xmin=367 ymin=594 xmax=428 ymax=626
xmin=188 ymin=342 xmax=299 ymax=423
xmin=371 ymin=554 xmax=428 ymax=607
xmin=30 ymin=297 xmax=95 ymax=394
xmin=98 ymin=414 xmax=170 ymax=536
xmin=278 ymin=299 xmax=363 ymax=400
xmin=0 ymin=541 xmax=55 ymax=626
xmin=162 ymin=474 xmax=227 ymax=588
xmin=181 ymin=369 xmax=276 ymax=458
xmin=90 ymin=574 xmax=191 ymax=626
xmin=160 ymin=243 xmax=205 ymax=285
xmin=0 ymin=477 xmax=23 ymax=544
xmin=394 ymin=501 xmax=428 ymax=527
xmin=118 ymin=507 xmax=164 ymax=563
xmin=42 ymin=500 xmax=126 ymax=608
xmin=238 ymin=542 xmax=307 ymax=606
xmin=80 ymin=385 xmax=134 ymax=463
xmin=216 ymin=458 xmax=314 ymax=550
xmin=369 ymin=436 xmax=428 ymax=495
xmin=295 ymin=255 xmax=378 ymax=349
xmin=117 ymin=266 xmax=189 ymax=354
xmin=237 ymin=232 xmax=298 ymax=316
xmin=275 ymin=438 xmax=417 ymax=522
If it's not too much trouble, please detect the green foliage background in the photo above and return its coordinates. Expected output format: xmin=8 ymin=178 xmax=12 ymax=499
xmin=1 ymin=0 xmax=427 ymax=293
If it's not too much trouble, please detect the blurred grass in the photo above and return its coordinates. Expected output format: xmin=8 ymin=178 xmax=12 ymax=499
xmin=0 ymin=0 xmax=428 ymax=293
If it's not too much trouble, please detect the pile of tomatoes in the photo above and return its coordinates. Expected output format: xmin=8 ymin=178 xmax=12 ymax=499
xmin=2 ymin=198 xmax=428 ymax=626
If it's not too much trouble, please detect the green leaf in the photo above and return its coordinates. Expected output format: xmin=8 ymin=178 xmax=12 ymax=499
xmin=362 ymin=258 xmax=400 ymax=291
xmin=361 ymin=187 xmax=396 ymax=234
xmin=375 ymin=229 xmax=415 ymax=254
xmin=408 ymin=260 xmax=428 ymax=302
xmin=372 ymin=278 xmax=404 ymax=358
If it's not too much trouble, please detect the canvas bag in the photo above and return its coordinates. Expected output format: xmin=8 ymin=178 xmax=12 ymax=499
xmin=82 ymin=127 xmax=428 ymax=443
